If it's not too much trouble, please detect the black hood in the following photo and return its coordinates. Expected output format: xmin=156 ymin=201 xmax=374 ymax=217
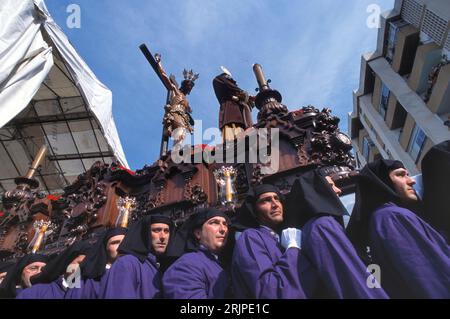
xmin=235 ymin=184 xmax=284 ymax=230
xmin=346 ymin=159 xmax=405 ymax=253
xmin=118 ymin=215 xmax=173 ymax=263
xmin=166 ymin=208 xmax=231 ymax=257
xmin=284 ymin=169 xmax=347 ymax=228
xmin=421 ymin=140 xmax=450 ymax=238
xmin=30 ymin=241 xmax=92 ymax=285
xmin=80 ymin=227 xmax=128 ymax=280
xmin=0 ymin=254 xmax=48 ymax=298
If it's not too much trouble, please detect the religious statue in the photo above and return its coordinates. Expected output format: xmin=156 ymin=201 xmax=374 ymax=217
xmin=213 ymin=67 xmax=254 ymax=141
xmin=155 ymin=54 xmax=198 ymax=147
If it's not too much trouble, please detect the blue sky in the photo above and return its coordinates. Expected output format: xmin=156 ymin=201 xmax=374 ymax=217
xmin=45 ymin=0 xmax=394 ymax=170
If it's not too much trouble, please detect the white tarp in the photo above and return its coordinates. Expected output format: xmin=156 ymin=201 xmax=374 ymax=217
xmin=0 ymin=0 xmax=129 ymax=167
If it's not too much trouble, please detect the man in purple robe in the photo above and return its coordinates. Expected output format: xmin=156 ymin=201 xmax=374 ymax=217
xmin=101 ymin=215 xmax=172 ymax=299
xmin=421 ymin=140 xmax=450 ymax=242
xmin=285 ymin=169 xmax=388 ymax=299
xmin=231 ymin=184 xmax=311 ymax=299
xmin=66 ymin=227 xmax=127 ymax=299
xmin=163 ymin=208 xmax=230 ymax=299
xmin=16 ymin=241 xmax=91 ymax=299
xmin=0 ymin=254 xmax=48 ymax=298
xmin=346 ymin=159 xmax=450 ymax=298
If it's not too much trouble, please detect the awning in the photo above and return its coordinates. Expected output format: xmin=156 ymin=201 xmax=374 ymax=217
xmin=0 ymin=0 xmax=128 ymax=195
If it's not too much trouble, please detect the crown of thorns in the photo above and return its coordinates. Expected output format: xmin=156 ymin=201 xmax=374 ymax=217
xmin=183 ymin=69 xmax=199 ymax=82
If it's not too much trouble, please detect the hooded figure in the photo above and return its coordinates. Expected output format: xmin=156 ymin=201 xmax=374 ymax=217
xmin=101 ymin=215 xmax=173 ymax=299
xmin=421 ymin=140 xmax=450 ymax=241
xmin=213 ymin=72 xmax=253 ymax=141
xmin=0 ymin=261 xmax=15 ymax=285
xmin=16 ymin=241 xmax=92 ymax=299
xmin=163 ymin=209 xmax=231 ymax=299
xmin=285 ymin=169 xmax=388 ymax=299
xmin=0 ymin=254 xmax=48 ymax=299
xmin=284 ymin=169 xmax=348 ymax=228
xmin=65 ymin=227 xmax=127 ymax=299
xmin=347 ymin=159 xmax=450 ymax=298
xmin=231 ymin=184 xmax=313 ymax=299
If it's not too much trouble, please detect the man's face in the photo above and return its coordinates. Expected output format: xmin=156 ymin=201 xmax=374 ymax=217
xmin=255 ymin=192 xmax=284 ymax=229
xmin=106 ymin=234 xmax=125 ymax=263
xmin=389 ymin=168 xmax=418 ymax=203
xmin=20 ymin=261 xmax=46 ymax=288
xmin=325 ymin=176 xmax=343 ymax=196
xmin=150 ymin=223 xmax=170 ymax=256
xmin=194 ymin=216 xmax=229 ymax=255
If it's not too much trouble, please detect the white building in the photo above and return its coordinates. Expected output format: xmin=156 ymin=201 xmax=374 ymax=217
xmin=349 ymin=0 xmax=450 ymax=174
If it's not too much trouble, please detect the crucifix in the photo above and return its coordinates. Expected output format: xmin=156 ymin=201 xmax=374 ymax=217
xmin=139 ymin=44 xmax=198 ymax=158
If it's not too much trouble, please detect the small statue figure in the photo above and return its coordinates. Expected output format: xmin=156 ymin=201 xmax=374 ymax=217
xmin=424 ymin=55 xmax=449 ymax=102
xmin=155 ymin=53 xmax=198 ymax=147
xmin=213 ymin=67 xmax=254 ymax=141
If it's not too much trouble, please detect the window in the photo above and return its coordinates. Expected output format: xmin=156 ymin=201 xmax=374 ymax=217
xmin=362 ymin=136 xmax=374 ymax=160
xmin=380 ymin=83 xmax=390 ymax=119
xmin=422 ymin=9 xmax=447 ymax=46
xmin=401 ymin=0 xmax=424 ymax=29
xmin=386 ymin=19 xmax=408 ymax=63
xmin=408 ymin=125 xmax=426 ymax=162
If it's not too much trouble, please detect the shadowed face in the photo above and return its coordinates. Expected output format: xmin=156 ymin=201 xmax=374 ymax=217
xmin=150 ymin=223 xmax=170 ymax=255
xmin=255 ymin=192 xmax=284 ymax=229
xmin=106 ymin=234 xmax=125 ymax=263
xmin=194 ymin=216 xmax=229 ymax=255
xmin=389 ymin=168 xmax=418 ymax=203
xmin=180 ymin=81 xmax=194 ymax=95
xmin=21 ymin=262 xmax=46 ymax=288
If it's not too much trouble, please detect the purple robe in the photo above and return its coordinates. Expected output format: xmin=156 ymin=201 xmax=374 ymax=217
xmin=163 ymin=248 xmax=228 ymax=299
xmin=231 ymin=227 xmax=315 ymax=299
xmin=302 ymin=216 xmax=388 ymax=299
xmin=65 ymin=275 xmax=105 ymax=299
xmin=100 ymin=254 xmax=162 ymax=299
xmin=369 ymin=203 xmax=450 ymax=298
xmin=16 ymin=278 xmax=66 ymax=299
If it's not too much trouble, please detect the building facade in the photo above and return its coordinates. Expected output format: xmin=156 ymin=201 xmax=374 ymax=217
xmin=349 ymin=0 xmax=450 ymax=174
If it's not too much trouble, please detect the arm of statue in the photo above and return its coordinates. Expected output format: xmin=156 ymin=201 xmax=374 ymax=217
xmin=154 ymin=53 xmax=179 ymax=93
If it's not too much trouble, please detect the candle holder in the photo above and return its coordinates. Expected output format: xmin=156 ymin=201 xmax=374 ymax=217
xmin=29 ymin=220 xmax=55 ymax=253
xmin=116 ymin=196 xmax=136 ymax=228
xmin=213 ymin=166 xmax=237 ymax=208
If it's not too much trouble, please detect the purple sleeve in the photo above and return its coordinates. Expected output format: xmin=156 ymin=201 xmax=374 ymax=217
xmin=232 ymin=230 xmax=306 ymax=299
xmin=16 ymin=281 xmax=65 ymax=299
xmin=369 ymin=205 xmax=450 ymax=298
xmin=302 ymin=216 xmax=388 ymax=299
xmin=163 ymin=256 xmax=208 ymax=299
xmin=102 ymin=255 xmax=140 ymax=299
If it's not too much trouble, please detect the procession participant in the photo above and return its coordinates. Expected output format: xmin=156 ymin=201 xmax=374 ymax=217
xmin=66 ymin=227 xmax=127 ymax=299
xmin=101 ymin=215 xmax=172 ymax=299
xmin=421 ymin=140 xmax=450 ymax=241
xmin=0 ymin=254 xmax=47 ymax=298
xmin=16 ymin=241 xmax=91 ymax=299
xmin=163 ymin=209 xmax=230 ymax=299
xmin=231 ymin=184 xmax=311 ymax=299
xmin=285 ymin=169 xmax=388 ymax=298
xmin=347 ymin=159 xmax=450 ymax=298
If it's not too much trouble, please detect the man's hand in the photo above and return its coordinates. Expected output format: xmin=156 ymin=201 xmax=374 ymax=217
xmin=0 ymin=272 xmax=7 ymax=284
